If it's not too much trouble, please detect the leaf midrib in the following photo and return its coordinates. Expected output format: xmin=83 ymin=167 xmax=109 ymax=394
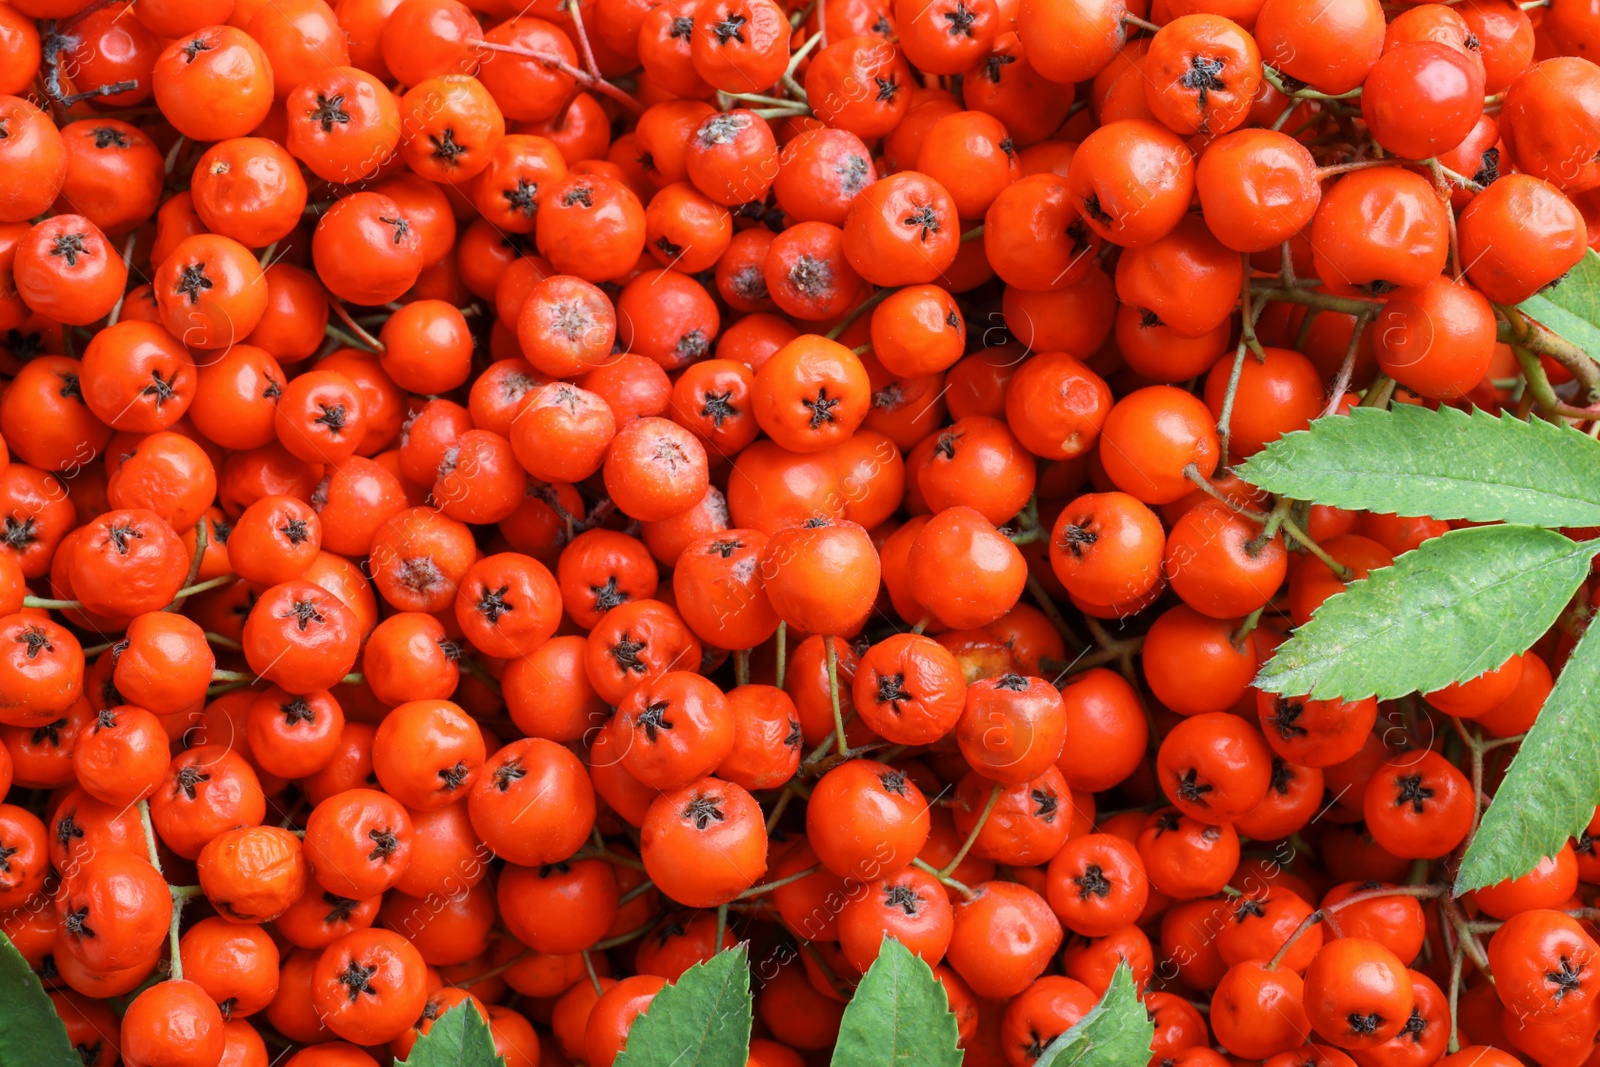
xmin=1265 ymin=534 xmax=1596 ymax=692
xmin=671 ymin=961 xmax=743 ymax=1067
xmin=1250 ymin=461 xmax=1600 ymax=513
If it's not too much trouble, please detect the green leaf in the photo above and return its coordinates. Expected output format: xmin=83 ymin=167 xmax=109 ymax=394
xmin=0 ymin=932 xmax=79 ymax=1067
xmin=1257 ymin=525 xmax=1596 ymax=700
xmin=1035 ymin=962 xmax=1154 ymax=1067
xmin=395 ymin=1000 xmax=504 ymax=1067
xmin=1458 ymin=620 xmax=1600 ymax=892
xmin=614 ymin=944 xmax=751 ymax=1067
xmin=1236 ymin=405 xmax=1600 ymax=527
xmin=830 ymin=938 xmax=962 ymax=1067
xmin=1521 ymin=249 xmax=1600 ymax=360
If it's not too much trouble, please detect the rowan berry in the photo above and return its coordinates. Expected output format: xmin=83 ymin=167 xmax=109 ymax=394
xmin=121 ymin=980 xmax=226 ymax=1067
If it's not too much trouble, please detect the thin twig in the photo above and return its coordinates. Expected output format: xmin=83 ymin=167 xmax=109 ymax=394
xmin=941 ymin=783 xmax=1002 ymax=877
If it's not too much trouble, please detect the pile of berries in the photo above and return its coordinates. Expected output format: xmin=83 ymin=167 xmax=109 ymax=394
xmin=0 ymin=0 xmax=1599 ymax=1060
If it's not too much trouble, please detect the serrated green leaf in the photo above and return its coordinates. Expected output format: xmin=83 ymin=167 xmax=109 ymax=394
xmin=1036 ymin=963 xmax=1154 ymax=1067
xmin=1520 ymin=249 xmax=1600 ymax=360
xmin=395 ymin=1000 xmax=504 ymax=1067
xmin=1257 ymin=525 xmax=1595 ymax=700
xmin=830 ymin=938 xmax=962 ymax=1067
xmin=614 ymin=944 xmax=751 ymax=1067
xmin=1236 ymin=406 xmax=1600 ymax=527
xmin=1458 ymin=620 xmax=1600 ymax=892
xmin=0 ymin=932 xmax=89 ymax=1067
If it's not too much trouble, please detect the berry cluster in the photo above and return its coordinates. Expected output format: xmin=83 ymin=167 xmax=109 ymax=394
xmin=0 ymin=0 xmax=1598 ymax=1062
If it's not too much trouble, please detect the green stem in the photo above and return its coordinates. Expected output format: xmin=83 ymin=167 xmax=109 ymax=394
xmin=592 ymin=920 xmax=658 ymax=951
xmin=579 ymin=847 xmax=647 ymax=872
xmin=328 ymin=297 xmax=385 ymax=351
xmin=1232 ymin=606 xmax=1265 ymax=646
xmin=1502 ymin=307 xmax=1600 ymax=405
xmin=751 ymin=106 xmax=811 ymax=120
xmin=824 ymin=287 xmax=896 ymax=340
xmin=722 ymin=91 xmax=792 ymax=106
xmin=910 ymin=857 xmax=975 ymax=900
xmin=775 ymin=622 xmax=787 ymax=690
xmin=765 ymin=782 xmax=795 ymax=833
xmin=1263 ymin=65 xmax=1362 ymax=99
xmin=174 ymin=573 xmax=236 ymax=599
xmin=581 ymin=950 xmax=603 ymax=995
xmin=1256 ymin=498 xmax=1294 ymax=545
xmin=107 ymin=233 xmax=137 ymax=326
xmin=1280 ymin=515 xmax=1351 ymax=578
xmin=458 ymin=656 xmax=502 ymax=694
xmin=737 ymin=863 xmax=822 ymax=899
xmin=1360 ymin=374 xmax=1397 ymax=409
xmin=165 ymin=519 xmax=209 ymax=612
xmin=619 ymin=878 xmax=656 ymax=906
xmin=826 ymin=637 xmax=847 ymax=758
xmin=784 ymin=28 xmax=822 ymax=76
xmin=138 ymin=800 xmax=163 ymax=874
xmin=1184 ymin=465 xmax=1269 ymax=523
xmin=1513 ymin=345 xmax=1565 ymax=419
xmin=325 ymin=323 xmax=377 ymax=351
xmin=168 ymin=895 xmax=185 ymax=981
xmin=457 ymin=948 xmax=534 ymax=987
xmin=941 ymin=783 xmax=1002 ymax=877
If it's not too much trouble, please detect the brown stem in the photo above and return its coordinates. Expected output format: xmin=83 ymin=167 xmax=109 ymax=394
xmin=1270 ymin=883 xmax=1446 ymax=969
xmin=581 ymin=950 xmax=604 ymax=995
xmin=1214 ymin=342 xmax=1249 ymax=469
xmin=1321 ymin=311 xmax=1373 ymax=418
xmin=1315 ymin=159 xmax=1394 ymax=179
xmin=561 ymin=0 xmax=603 ymax=80
xmin=455 ymin=948 xmax=534 ymax=987
xmin=328 ymin=296 xmax=384 ymax=351
xmin=1253 ymin=283 xmax=1383 ymax=319
xmin=737 ymin=863 xmax=822 ymax=899
xmin=475 ymin=41 xmax=643 ymax=114
xmin=1502 ymin=309 xmax=1600 ymax=406
xmin=1441 ymin=897 xmax=1494 ymax=981
xmin=825 ymin=285 xmax=895 ymax=340
xmin=1183 ymin=465 xmax=1269 ymax=523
